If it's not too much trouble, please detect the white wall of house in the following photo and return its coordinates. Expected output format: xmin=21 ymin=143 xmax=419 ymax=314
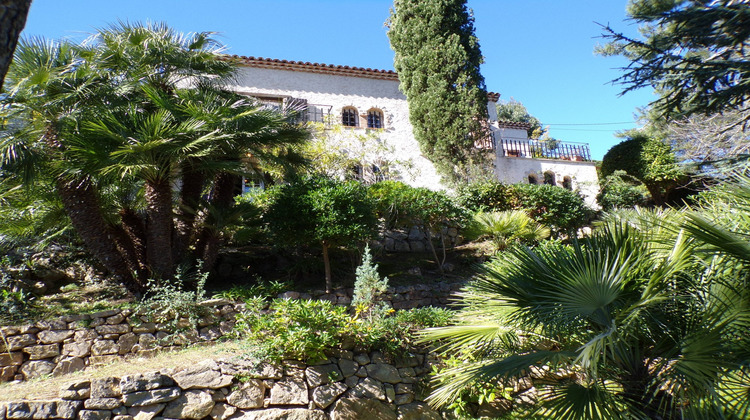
xmin=231 ymin=66 xmax=445 ymax=189
xmin=230 ymin=62 xmax=599 ymax=207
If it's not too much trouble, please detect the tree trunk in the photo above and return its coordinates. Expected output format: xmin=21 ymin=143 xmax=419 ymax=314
xmin=145 ymin=178 xmax=174 ymax=280
xmin=322 ymin=241 xmax=332 ymax=293
xmin=118 ymin=208 xmax=149 ymax=286
xmin=173 ymin=164 xmax=205 ymax=263
xmin=424 ymin=225 xmax=444 ymax=276
xmin=0 ymin=0 xmax=31 ymax=89
xmin=195 ymin=172 xmax=238 ymax=270
xmin=56 ymin=177 xmax=142 ymax=295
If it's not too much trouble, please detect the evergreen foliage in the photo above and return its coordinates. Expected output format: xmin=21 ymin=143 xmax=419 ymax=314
xmin=601 ymin=130 xmax=684 ymax=205
xmin=388 ymin=0 xmax=491 ymax=182
xmin=264 ymin=177 xmax=377 ymax=293
xmin=352 ymin=244 xmax=389 ymax=316
xmin=596 ymin=170 xmax=649 ymax=211
xmin=599 ymin=0 xmax=750 ymax=124
xmin=496 ymin=98 xmax=544 ymax=139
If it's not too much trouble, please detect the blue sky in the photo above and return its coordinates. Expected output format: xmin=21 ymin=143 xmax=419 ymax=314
xmin=21 ymin=0 xmax=654 ymax=160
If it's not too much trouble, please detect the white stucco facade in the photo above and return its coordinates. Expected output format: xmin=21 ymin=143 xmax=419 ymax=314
xmin=228 ymin=56 xmax=599 ymax=205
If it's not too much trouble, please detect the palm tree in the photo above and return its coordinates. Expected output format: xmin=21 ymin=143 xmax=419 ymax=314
xmin=424 ymin=202 xmax=749 ymax=418
xmin=1 ymin=24 xmax=309 ymax=295
xmin=464 ymin=210 xmax=550 ymax=250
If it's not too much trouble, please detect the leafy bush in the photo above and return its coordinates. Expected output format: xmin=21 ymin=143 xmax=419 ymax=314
xmin=212 ymin=278 xmax=292 ymax=301
xmin=136 ymin=267 xmax=208 ymax=334
xmin=234 ymin=298 xmax=454 ymax=363
xmin=597 ymin=170 xmax=649 ymax=210
xmin=455 ymin=180 xmax=590 ymax=234
xmin=368 ymin=181 xmax=467 ymax=273
xmin=0 ymin=273 xmax=34 ymax=325
xmin=264 ymin=176 xmax=377 ymax=292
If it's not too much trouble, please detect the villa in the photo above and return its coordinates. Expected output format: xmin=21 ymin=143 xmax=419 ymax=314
xmin=227 ymin=55 xmax=599 ymax=206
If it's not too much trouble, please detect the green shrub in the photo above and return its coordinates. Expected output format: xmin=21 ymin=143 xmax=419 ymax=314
xmin=136 ymin=267 xmax=208 ymax=333
xmin=352 ymin=245 xmax=389 ymax=316
xmin=264 ymin=176 xmax=377 ymax=292
xmin=464 ymin=210 xmax=550 ymax=250
xmin=234 ymin=298 xmax=454 ymax=362
xmin=597 ymin=170 xmax=649 ymax=210
xmin=455 ymin=180 xmax=591 ymax=235
xmin=0 ymin=273 xmax=34 ymax=325
xmin=212 ymin=278 xmax=292 ymax=301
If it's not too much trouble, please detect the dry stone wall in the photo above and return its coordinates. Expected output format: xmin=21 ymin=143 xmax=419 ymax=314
xmin=0 ymin=350 xmax=445 ymax=420
xmin=0 ymin=300 xmax=241 ymax=383
xmin=0 ymin=281 xmax=464 ymax=384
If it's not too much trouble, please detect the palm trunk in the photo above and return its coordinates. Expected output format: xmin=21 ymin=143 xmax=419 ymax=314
xmin=118 ymin=208 xmax=149 ymax=286
xmin=322 ymin=241 xmax=332 ymax=293
xmin=195 ymin=172 xmax=237 ymax=270
xmin=56 ymin=177 xmax=142 ymax=295
xmin=0 ymin=0 xmax=31 ymax=89
xmin=173 ymin=163 xmax=205 ymax=263
xmin=145 ymin=178 xmax=174 ymax=280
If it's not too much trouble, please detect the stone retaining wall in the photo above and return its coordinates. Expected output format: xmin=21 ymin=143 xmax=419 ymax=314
xmin=0 ymin=350 xmax=446 ymax=420
xmin=382 ymin=226 xmax=461 ymax=253
xmin=1 ymin=281 xmax=465 ymax=384
xmin=0 ymin=300 xmax=241 ymax=383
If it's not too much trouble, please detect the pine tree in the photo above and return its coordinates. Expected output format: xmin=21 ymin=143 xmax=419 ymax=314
xmin=388 ymin=0 xmax=490 ymax=182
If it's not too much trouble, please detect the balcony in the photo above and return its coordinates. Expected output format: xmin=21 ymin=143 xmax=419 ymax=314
xmin=498 ymin=138 xmax=592 ymax=162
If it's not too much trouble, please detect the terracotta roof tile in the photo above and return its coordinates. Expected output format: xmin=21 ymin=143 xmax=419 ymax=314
xmin=228 ymin=55 xmax=501 ymax=101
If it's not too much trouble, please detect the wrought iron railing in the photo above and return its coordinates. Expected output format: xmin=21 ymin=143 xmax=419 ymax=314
xmin=498 ymin=137 xmax=592 ymax=162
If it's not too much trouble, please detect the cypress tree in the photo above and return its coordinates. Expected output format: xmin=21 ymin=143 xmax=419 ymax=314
xmin=388 ymin=0 xmax=491 ymax=183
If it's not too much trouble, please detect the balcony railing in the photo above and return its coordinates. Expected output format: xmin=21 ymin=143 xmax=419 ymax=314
xmin=499 ymin=138 xmax=592 ymax=162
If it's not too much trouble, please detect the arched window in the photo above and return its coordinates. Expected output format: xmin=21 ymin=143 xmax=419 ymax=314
xmin=367 ymin=109 xmax=384 ymax=129
xmin=342 ymin=107 xmax=358 ymax=127
xmin=528 ymin=173 xmax=538 ymax=184
xmin=544 ymin=171 xmax=556 ymax=186
xmin=562 ymin=176 xmax=573 ymax=190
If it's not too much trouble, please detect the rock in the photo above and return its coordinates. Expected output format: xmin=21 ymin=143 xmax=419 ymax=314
xmin=198 ymin=298 xmax=233 ymax=307
xmin=20 ymin=360 xmax=55 ymax=379
xmin=476 ymin=399 xmax=512 ymax=418
xmin=53 ymin=357 xmax=86 ymax=376
xmin=219 ymin=360 xmax=282 ymax=380
xmin=348 ymin=377 xmax=385 ymax=400
xmin=398 ymin=402 xmax=441 ymax=420
xmin=126 ymin=404 xmax=165 ymax=420
xmin=92 ymin=340 xmax=119 ymax=356
xmin=393 ymin=353 xmax=420 ymax=368
xmin=91 ymin=377 xmax=121 ymax=398
xmin=229 ymin=409 xmax=326 ymax=420
xmin=269 ymin=375 xmax=308 ymax=405
xmin=330 ymin=398 xmax=397 ymax=420
xmin=35 ymin=318 xmax=68 ymax=331
xmin=226 ymin=379 xmax=265 ymax=409
xmin=172 ymin=361 xmax=233 ymax=390
xmin=85 ymin=398 xmax=122 ymax=410
xmin=57 ymin=401 xmax=84 ymax=419
xmin=117 ymin=333 xmax=138 ymax=355
xmin=60 ymin=380 xmax=91 ymax=400
xmin=365 ymin=364 xmax=401 ymax=384
xmin=89 ymin=355 xmax=120 ymax=366
xmin=24 ymin=344 xmax=59 ymax=360
xmin=62 ymin=341 xmax=92 ymax=358
xmin=312 ymin=382 xmax=347 ymax=409
xmin=163 ymin=390 xmax=214 ymax=419
xmin=337 ymin=359 xmax=358 ymax=378
xmin=120 ymin=372 xmax=174 ymax=394
xmin=78 ymin=410 xmax=111 ymax=420
xmin=106 ymin=313 xmax=126 ymax=325
xmin=1 ymin=366 xmax=17 ymax=382
xmin=4 ymin=334 xmax=35 ymax=352
xmin=137 ymin=334 xmax=156 ymax=349
xmin=394 ymin=393 xmax=413 ymax=405
xmin=209 ymin=403 xmax=235 ymax=420
xmin=0 ymin=352 xmax=23 ymax=367
xmin=131 ymin=323 xmax=156 ymax=334
xmin=305 ymin=364 xmax=342 ymax=388
xmin=89 ymin=309 xmax=120 ymax=319
xmin=352 ymin=353 xmax=370 ymax=365
xmin=95 ymin=325 xmax=130 ymax=335
xmin=37 ymin=330 xmax=74 ymax=344
xmin=122 ymin=388 xmax=181 ymax=407
xmin=6 ymin=401 xmax=56 ymax=420
xmin=384 ymin=384 xmax=396 ymax=403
